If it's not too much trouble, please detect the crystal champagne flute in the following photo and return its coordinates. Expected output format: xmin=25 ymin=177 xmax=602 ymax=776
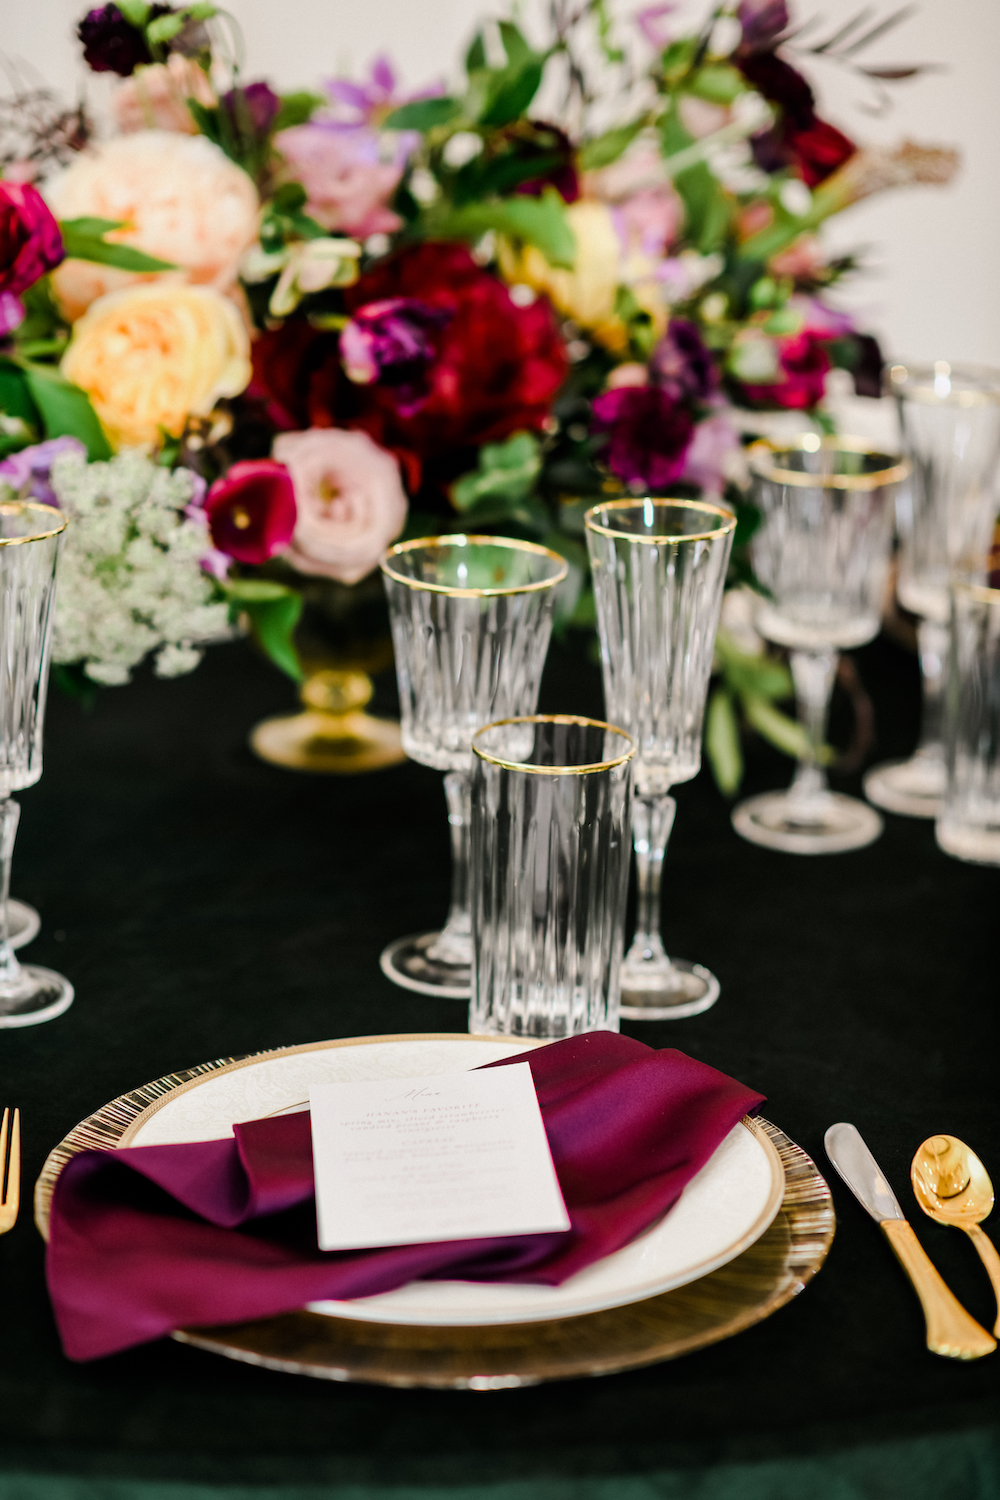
xmin=585 ymin=499 xmax=735 ymax=1020
xmin=732 ymin=437 xmax=907 ymax=856
xmin=0 ymin=499 xmax=73 ymax=1028
xmin=380 ymin=535 xmax=567 ymax=999
xmin=864 ymin=362 xmax=1000 ymax=818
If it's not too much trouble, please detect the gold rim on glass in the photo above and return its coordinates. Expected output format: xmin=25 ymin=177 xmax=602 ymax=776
xmin=887 ymin=361 xmax=1000 ymax=407
xmin=954 ymin=580 xmax=1000 ymax=607
xmin=747 ymin=436 xmax=910 ymax=489
xmin=583 ymin=498 xmax=737 ymax=544
xmin=472 ymin=714 xmax=635 ymax=776
xmin=380 ymin=535 xmax=569 ymax=597
xmin=0 ymin=500 xmax=68 ymax=546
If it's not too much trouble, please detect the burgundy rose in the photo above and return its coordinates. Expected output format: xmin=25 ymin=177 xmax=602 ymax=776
xmin=591 ymin=386 xmax=695 ymax=489
xmin=509 ymin=121 xmax=580 ymax=205
xmin=740 ymin=331 xmax=830 ymax=410
xmin=203 ymin=460 xmax=297 ymax=564
xmin=0 ymin=182 xmax=65 ymax=335
xmin=738 ymin=50 xmax=855 ymax=188
xmin=77 ymin=4 xmax=154 ymax=76
xmin=651 ymin=318 xmax=717 ymax=404
xmin=340 ymin=298 xmax=451 ymax=416
xmin=220 ymin=81 xmax=282 ymax=143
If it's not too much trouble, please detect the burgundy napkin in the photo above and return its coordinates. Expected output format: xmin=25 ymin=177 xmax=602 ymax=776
xmin=46 ymin=1033 xmax=764 ymax=1361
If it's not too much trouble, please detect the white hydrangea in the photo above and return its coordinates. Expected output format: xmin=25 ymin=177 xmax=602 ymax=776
xmin=49 ymin=448 xmax=233 ymax=685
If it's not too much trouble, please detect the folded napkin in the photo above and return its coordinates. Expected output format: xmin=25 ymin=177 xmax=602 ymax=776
xmin=46 ymin=1033 xmax=764 ymax=1361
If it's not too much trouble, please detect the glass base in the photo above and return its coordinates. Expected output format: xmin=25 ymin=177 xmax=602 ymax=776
xmin=0 ymin=965 xmax=74 ymax=1028
xmin=732 ymin=790 xmax=884 ymax=855
xmin=379 ymin=933 xmax=471 ymax=999
xmin=8 ymin=899 xmax=40 ymax=950
xmin=620 ymin=958 xmax=721 ymax=1021
xmin=250 ymin=710 xmax=406 ymax=775
xmin=863 ymin=756 xmax=945 ymax=819
xmin=936 ymin=818 xmax=1000 ymax=867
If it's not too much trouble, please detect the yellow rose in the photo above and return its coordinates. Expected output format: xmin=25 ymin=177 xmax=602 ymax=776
xmin=499 ymin=200 xmax=665 ymax=353
xmin=61 ymin=284 xmax=251 ymax=448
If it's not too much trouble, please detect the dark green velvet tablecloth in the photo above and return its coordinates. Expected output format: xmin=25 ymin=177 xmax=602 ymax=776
xmin=0 ymin=633 xmax=997 ymax=1499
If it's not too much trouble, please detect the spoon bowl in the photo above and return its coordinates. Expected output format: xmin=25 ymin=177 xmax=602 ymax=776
xmin=912 ymin=1134 xmax=1000 ymax=1336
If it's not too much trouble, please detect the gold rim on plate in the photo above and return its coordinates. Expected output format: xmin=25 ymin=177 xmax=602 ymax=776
xmin=35 ymin=1035 xmax=835 ymax=1389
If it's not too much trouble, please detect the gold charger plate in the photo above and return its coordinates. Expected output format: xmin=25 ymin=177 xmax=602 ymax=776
xmin=35 ymin=1036 xmax=835 ymax=1389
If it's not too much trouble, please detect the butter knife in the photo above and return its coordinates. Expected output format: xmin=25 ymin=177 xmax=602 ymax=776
xmin=825 ymin=1122 xmax=996 ymax=1360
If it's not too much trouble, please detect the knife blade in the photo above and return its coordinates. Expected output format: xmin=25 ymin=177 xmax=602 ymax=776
xmin=824 ymin=1123 xmax=996 ymax=1361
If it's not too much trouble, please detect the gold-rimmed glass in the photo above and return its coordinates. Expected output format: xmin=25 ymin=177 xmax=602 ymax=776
xmin=733 ymin=436 xmax=907 ymax=856
xmin=380 ymin=535 xmax=568 ymax=1000
xmin=470 ymin=715 xmax=634 ymax=1037
xmin=865 ymin=362 xmax=1000 ymax=820
xmin=585 ymin=499 xmax=735 ymax=1020
xmin=0 ymin=500 xmax=73 ymax=1028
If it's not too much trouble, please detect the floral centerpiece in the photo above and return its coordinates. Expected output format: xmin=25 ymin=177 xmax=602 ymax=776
xmin=0 ymin=0 xmax=955 ymax=783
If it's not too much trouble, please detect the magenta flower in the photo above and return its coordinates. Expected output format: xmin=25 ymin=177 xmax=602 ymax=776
xmin=591 ymin=386 xmax=695 ymax=490
xmin=737 ymin=0 xmax=790 ymax=55
xmin=220 ymin=81 xmax=282 ymax=143
xmin=0 ymin=437 xmax=85 ymax=505
xmin=651 ymin=319 xmax=718 ymax=404
xmin=203 ymin=460 xmax=297 ymax=565
xmin=340 ymin=298 xmax=450 ymax=415
xmin=0 ymin=181 xmax=65 ymax=335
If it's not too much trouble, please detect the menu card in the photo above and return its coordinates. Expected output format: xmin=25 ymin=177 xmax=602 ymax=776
xmin=309 ymin=1063 xmax=571 ymax=1251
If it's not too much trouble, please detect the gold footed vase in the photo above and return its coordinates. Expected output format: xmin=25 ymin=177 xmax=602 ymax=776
xmin=251 ymin=668 xmax=406 ymax=775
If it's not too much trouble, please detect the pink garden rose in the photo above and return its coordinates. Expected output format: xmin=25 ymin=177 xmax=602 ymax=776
xmin=0 ymin=181 xmax=65 ymax=334
xmin=204 ymin=461 xmax=297 ymax=565
xmin=274 ymin=124 xmax=404 ymax=239
xmin=272 ymin=427 xmax=408 ymax=583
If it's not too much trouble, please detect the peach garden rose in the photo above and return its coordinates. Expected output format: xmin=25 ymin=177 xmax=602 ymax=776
xmin=272 ymin=427 xmax=408 ymax=584
xmin=44 ymin=131 xmax=260 ymax=321
xmin=61 ymin=283 xmax=251 ymax=448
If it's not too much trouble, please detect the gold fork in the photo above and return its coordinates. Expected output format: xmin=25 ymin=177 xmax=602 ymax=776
xmin=0 ymin=1109 xmax=20 ymax=1234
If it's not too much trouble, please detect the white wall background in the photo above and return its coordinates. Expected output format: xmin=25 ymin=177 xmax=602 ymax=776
xmin=7 ymin=0 xmax=999 ymax=365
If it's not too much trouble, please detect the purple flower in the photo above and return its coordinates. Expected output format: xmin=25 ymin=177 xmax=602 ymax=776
xmin=0 ymin=437 xmax=86 ymax=505
xmin=736 ymin=0 xmax=790 ymax=55
xmin=340 ymin=298 xmax=451 ymax=416
xmin=220 ymin=81 xmax=282 ymax=143
xmin=651 ymin=318 xmax=718 ymax=404
xmin=591 ymin=386 xmax=695 ymax=490
xmin=77 ymin=3 xmax=154 ymax=76
xmin=325 ymin=55 xmax=442 ymax=132
xmin=635 ymin=4 xmax=678 ymax=51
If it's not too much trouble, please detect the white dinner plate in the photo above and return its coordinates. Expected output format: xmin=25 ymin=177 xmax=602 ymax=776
xmin=119 ymin=1034 xmax=784 ymax=1328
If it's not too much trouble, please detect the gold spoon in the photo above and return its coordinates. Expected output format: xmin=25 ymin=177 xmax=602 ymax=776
xmin=912 ymin=1135 xmax=1000 ymax=1336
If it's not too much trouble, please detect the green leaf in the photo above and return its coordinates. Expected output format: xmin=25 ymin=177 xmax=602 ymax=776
xmin=60 ymin=220 xmax=176 ymax=273
xmin=234 ymin=587 xmax=304 ymax=681
xmin=465 ymin=32 xmax=486 ymax=73
xmin=146 ymin=12 xmax=187 ymax=43
xmin=224 ymin=578 xmax=296 ymax=603
xmin=384 ymin=97 xmax=462 ymax=132
xmin=115 ymin=0 xmax=149 ymax=24
xmin=451 ymin=432 xmax=542 ymax=512
xmin=498 ymin=20 xmax=533 ymax=68
xmin=741 ymin=693 xmax=832 ymax=763
xmin=705 ymin=688 xmax=743 ymax=796
xmin=21 ymin=366 xmax=111 ymax=460
xmin=0 ymin=361 xmax=40 ymax=429
xmin=686 ymin=64 xmax=744 ymax=105
xmin=186 ymin=3 xmax=218 ymax=17
xmin=478 ymin=60 xmax=545 ymax=127
xmin=432 ymin=188 xmax=576 ymax=268
xmin=273 ymin=91 xmax=325 ymax=131
xmin=579 ymin=117 xmax=646 ymax=172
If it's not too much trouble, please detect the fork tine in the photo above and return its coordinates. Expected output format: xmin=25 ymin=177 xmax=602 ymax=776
xmin=0 ymin=1109 xmax=18 ymax=1233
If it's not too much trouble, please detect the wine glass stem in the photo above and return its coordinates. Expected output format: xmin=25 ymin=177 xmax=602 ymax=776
xmin=0 ymin=798 xmax=21 ymax=983
xmin=426 ymin=769 xmax=472 ymax=966
xmin=915 ymin=617 xmax=948 ymax=758
xmin=630 ymin=793 xmax=676 ymax=965
xmin=788 ymin=649 xmax=836 ymax=805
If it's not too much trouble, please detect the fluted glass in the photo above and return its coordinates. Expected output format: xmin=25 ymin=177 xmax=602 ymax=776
xmin=586 ymin=499 xmax=735 ymax=1019
xmin=865 ymin=362 xmax=1000 ymax=819
xmin=380 ymin=536 xmax=567 ymax=999
xmin=936 ymin=582 xmax=1000 ymax=865
xmin=733 ymin=438 xmax=906 ymax=856
xmin=471 ymin=716 xmax=634 ymax=1038
xmin=0 ymin=500 xmax=73 ymax=1028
